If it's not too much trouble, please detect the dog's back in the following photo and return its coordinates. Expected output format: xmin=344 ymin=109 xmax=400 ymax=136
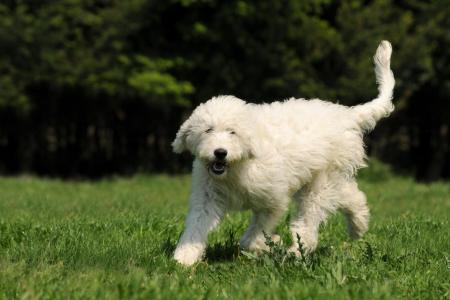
xmin=246 ymin=41 xmax=395 ymax=176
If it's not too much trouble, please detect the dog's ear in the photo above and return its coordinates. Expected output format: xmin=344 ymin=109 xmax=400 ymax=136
xmin=172 ymin=117 xmax=192 ymax=153
xmin=237 ymin=124 xmax=257 ymax=159
xmin=245 ymin=138 xmax=257 ymax=159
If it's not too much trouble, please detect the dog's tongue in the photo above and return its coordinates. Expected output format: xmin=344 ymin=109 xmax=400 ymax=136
xmin=212 ymin=161 xmax=226 ymax=174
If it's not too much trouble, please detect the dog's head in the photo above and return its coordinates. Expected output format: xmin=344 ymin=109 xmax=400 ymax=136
xmin=172 ymin=95 xmax=254 ymax=178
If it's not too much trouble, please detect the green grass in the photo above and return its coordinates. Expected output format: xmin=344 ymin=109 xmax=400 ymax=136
xmin=0 ymin=165 xmax=449 ymax=299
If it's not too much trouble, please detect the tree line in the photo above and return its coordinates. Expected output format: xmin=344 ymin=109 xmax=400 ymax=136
xmin=0 ymin=0 xmax=448 ymax=180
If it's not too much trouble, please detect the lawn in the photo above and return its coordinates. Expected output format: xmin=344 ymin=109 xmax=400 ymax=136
xmin=0 ymin=164 xmax=449 ymax=299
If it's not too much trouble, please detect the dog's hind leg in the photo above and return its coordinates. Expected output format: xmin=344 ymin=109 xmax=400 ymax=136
xmin=289 ymin=172 xmax=339 ymax=255
xmin=338 ymin=181 xmax=370 ymax=239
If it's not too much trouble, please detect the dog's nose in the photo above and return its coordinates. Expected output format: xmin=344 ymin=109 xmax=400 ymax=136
xmin=214 ymin=148 xmax=227 ymax=159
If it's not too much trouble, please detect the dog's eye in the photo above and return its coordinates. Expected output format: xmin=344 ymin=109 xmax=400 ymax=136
xmin=230 ymin=130 xmax=236 ymax=135
xmin=205 ymin=128 xmax=213 ymax=133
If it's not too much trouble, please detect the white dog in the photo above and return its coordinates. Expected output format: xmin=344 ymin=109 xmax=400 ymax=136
xmin=172 ymin=41 xmax=395 ymax=266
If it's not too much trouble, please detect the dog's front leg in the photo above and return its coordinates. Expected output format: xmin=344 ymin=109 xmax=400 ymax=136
xmin=240 ymin=208 xmax=285 ymax=253
xmin=174 ymin=193 xmax=224 ymax=266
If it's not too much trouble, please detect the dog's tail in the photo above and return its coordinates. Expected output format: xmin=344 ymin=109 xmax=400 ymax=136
xmin=352 ymin=41 xmax=395 ymax=132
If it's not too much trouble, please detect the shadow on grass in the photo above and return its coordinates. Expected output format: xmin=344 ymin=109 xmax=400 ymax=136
xmin=161 ymin=230 xmax=240 ymax=263
xmin=205 ymin=241 xmax=240 ymax=263
xmin=161 ymin=238 xmax=177 ymax=257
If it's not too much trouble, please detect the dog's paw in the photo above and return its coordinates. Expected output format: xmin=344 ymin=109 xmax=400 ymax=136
xmin=240 ymin=234 xmax=282 ymax=253
xmin=287 ymin=245 xmax=302 ymax=257
xmin=271 ymin=234 xmax=281 ymax=244
xmin=240 ymin=236 xmax=267 ymax=253
xmin=245 ymin=241 xmax=269 ymax=253
xmin=173 ymin=244 xmax=203 ymax=266
xmin=288 ymin=240 xmax=315 ymax=257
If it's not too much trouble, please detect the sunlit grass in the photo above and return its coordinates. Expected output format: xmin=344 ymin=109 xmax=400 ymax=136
xmin=0 ymin=164 xmax=449 ymax=299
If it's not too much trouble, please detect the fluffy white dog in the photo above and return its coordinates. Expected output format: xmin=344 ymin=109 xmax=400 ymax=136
xmin=172 ymin=41 xmax=395 ymax=266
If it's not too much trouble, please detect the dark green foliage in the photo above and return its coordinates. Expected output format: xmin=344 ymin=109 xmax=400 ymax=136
xmin=0 ymin=0 xmax=448 ymax=179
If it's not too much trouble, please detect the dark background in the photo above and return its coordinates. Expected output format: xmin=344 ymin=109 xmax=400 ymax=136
xmin=0 ymin=0 xmax=448 ymax=180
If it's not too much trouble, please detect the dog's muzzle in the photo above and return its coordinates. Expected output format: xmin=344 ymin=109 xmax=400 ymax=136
xmin=209 ymin=148 xmax=228 ymax=175
xmin=210 ymin=160 xmax=226 ymax=175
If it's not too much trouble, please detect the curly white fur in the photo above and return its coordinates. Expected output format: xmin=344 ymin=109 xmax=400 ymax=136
xmin=172 ymin=41 xmax=395 ymax=266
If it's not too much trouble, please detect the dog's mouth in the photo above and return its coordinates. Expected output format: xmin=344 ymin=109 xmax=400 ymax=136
xmin=210 ymin=160 xmax=227 ymax=175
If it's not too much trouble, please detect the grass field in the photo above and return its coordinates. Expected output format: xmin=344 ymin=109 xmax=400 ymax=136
xmin=0 ymin=164 xmax=449 ymax=299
